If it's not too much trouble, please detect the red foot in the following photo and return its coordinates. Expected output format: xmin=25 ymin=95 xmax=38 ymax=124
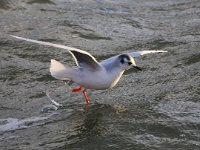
xmin=72 ymin=86 xmax=82 ymax=92
xmin=83 ymin=89 xmax=89 ymax=104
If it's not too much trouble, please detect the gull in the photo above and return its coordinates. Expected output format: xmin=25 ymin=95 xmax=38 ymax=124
xmin=10 ymin=35 xmax=167 ymax=104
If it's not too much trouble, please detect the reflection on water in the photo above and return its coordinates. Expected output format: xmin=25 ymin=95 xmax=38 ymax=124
xmin=0 ymin=0 xmax=200 ymax=149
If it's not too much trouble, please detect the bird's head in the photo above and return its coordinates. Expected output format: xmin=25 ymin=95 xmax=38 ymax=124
xmin=118 ymin=54 xmax=142 ymax=71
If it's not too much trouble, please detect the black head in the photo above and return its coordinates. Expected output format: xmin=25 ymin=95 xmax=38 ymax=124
xmin=118 ymin=54 xmax=142 ymax=71
xmin=118 ymin=54 xmax=132 ymax=66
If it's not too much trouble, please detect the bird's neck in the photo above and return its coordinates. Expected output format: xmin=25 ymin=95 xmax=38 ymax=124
xmin=109 ymin=69 xmax=125 ymax=88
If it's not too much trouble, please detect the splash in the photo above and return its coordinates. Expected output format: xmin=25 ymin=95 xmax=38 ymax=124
xmin=42 ymin=82 xmax=72 ymax=112
xmin=0 ymin=115 xmax=48 ymax=132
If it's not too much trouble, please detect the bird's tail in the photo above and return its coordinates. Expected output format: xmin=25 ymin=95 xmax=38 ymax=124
xmin=50 ymin=59 xmax=72 ymax=80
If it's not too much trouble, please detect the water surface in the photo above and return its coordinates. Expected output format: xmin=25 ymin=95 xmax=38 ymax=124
xmin=0 ymin=0 xmax=200 ymax=149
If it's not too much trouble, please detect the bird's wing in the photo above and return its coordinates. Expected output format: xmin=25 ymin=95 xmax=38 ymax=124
xmin=127 ymin=50 xmax=167 ymax=57
xmin=10 ymin=35 xmax=101 ymax=70
xmin=100 ymin=50 xmax=167 ymax=68
xmin=69 ymin=50 xmax=101 ymax=70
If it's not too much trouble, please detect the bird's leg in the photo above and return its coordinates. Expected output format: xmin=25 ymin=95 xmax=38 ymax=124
xmin=83 ymin=89 xmax=89 ymax=104
xmin=72 ymin=85 xmax=82 ymax=92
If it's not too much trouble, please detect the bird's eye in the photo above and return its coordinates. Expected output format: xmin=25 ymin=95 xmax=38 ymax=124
xmin=128 ymin=62 xmax=132 ymax=65
xmin=120 ymin=59 xmax=124 ymax=64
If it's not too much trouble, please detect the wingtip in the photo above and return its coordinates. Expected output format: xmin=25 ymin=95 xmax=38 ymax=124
xmin=159 ymin=50 xmax=168 ymax=53
xmin=9 ymin=35 xmax=16 ymax=38
xmin=151 ymin=50 xmax=168 ymax=53
xmin=9 ymin=35 xmax=22 ymax=39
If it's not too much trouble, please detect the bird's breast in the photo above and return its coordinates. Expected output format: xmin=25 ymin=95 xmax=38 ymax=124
xmin=73 ymin=68 xmax=124 ymax=90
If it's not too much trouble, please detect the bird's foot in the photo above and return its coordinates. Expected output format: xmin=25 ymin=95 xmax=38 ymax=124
xmin=83 ymin=89 xmax=90 ymax=104
xmin=72 ymin=85 xmax=82 ymax=92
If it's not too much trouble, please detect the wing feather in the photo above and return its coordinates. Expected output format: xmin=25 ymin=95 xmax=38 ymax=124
xmin=10 ymin=35 xmax=101 ymax=70
xmin=127 ymin=50 xmax=167 ymax=57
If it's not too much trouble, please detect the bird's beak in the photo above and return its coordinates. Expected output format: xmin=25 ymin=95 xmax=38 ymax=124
xmin=129 ymin=57 xmax=142 ymax=71
xmin=133 ymin=65 xmax=142 ymax=71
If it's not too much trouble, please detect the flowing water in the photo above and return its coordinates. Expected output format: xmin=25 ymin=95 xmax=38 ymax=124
xmin=0 ymin=0 xmax=200 ymax=149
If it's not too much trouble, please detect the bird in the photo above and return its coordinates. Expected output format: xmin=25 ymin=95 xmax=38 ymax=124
xmin=10 ymin=35 xmax=167 ymax=104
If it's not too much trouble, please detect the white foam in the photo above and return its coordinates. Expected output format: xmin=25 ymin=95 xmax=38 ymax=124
xmin=0 ymin=116 xmax=48 ymax=132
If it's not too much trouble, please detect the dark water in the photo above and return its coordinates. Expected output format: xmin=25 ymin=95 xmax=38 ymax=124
xmin=0 ymin=0 xmax=200 ymax=149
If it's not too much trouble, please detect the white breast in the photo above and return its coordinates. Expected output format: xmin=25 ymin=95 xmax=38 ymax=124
xmin=71 ymin=68 xmax=124 ymax=90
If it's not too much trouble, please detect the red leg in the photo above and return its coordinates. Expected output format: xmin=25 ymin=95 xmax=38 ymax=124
xmin=83 ymin=89 xmax=89 ymax=104
xmin=72 ymin=85 xmax=82 ymax=92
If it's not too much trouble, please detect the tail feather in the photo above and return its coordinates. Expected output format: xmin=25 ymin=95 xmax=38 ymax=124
xmin=50 ymin=59 xmax=72 ymax=80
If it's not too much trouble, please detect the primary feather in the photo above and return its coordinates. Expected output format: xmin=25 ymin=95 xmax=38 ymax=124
xmin=127 ymin=50 xmax=167 ymax=57
xmin=10 ymin=35 xmax=100 ymax=69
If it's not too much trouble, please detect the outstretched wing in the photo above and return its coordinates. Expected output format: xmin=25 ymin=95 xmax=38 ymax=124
xmin=10 ymin=35 xmax=101 ymax=70
xmin=100 ymin=50 xmax=167 ymax=67
xmin=127 ymin=50 xmax=167 ymax=57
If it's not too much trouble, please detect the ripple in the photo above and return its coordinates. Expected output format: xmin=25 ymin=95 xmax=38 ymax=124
xmin=27 ymin=0 xmax=55 ymax=5
xmin=71 ymin=31 xmax=112 ymax=41
xmin=184 ymin=53 xmax=200 ymax=65
xmin=0 ymin=0 xmax=10 ymax=10
xmin=0 ymin=115 xmax=49 ymax=133
xmin=156 ymin=100 xmax=200 ymax=124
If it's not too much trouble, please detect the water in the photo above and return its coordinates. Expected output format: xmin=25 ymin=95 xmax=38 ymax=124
xmin=0 ymin=0 xmax=200 ymax=149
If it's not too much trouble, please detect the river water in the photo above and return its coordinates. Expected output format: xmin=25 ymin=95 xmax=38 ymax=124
xmin=0 ymin=0 xmax=200 ymax=149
